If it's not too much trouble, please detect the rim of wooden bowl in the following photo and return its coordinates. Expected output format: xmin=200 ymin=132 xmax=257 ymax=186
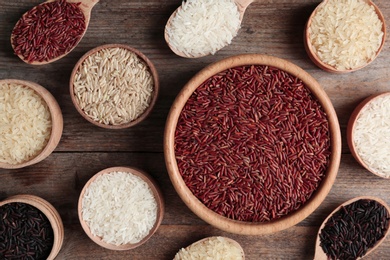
xmin=0 ymin=194 xmax=65 ymax=260
xmin=0 ymin=79 xmax=63 ymax=169
xmin=304 ymin=0 xmax=386 ymax=74
xmin=69 ymin=44 xmax=159 ymax=129
xmin=347 ymin=92 xmax=390 ymax=178
xmin=77 ymin=166 xmax=165 ymax=250
xmin=164 ymin=54 xmax=342 ymax=235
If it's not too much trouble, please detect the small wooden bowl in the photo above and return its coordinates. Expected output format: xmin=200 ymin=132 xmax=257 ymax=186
xmin=347 ymin=92 xmax=390 ymax=178
xmin=78 ymin=166 xmax=164 ymax=250
xmin=0 ymin=194 xmax=64 ymax=260
xmin=69 ymin=44 xmax=159 ymax=129
xmin=164 ymin=54 xmax=342 ymax=235
xmin=304 ymin=0 xmax=386 ymax=73
xmin=0 ymin=79 xmax=63 ymax=169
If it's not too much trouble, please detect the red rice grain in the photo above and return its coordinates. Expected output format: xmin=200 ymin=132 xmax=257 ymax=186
xmin=174 ymin=65 xmax=331 ymax=222
xmin=11 ymin=0 xmax=86 ymax=63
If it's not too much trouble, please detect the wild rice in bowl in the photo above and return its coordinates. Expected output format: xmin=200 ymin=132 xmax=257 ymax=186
xmin=71 ymin=45 xmax=156 ymax=127
xmin=0 ymin=82 xmax=51 ymax=164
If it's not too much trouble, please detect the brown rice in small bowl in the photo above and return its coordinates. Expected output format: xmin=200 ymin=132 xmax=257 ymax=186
xmin=70 ymin=44 xmax=159 ymax=129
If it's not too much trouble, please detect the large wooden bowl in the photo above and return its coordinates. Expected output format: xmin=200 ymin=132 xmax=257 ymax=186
xmin=164 ymin=54 xmax=341 ymax=235
xmin=0 ymin=79 xmax=63 ymax=169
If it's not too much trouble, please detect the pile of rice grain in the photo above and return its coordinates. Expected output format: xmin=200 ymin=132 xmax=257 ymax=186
xmin=165 ymin=0 xmax=241 ymax=57
xmin=308 ymin=0 xmax=383 ymax=70
xmin=81 ymin=171 xmax=158 ymax=245
xmin=72 ymin=47 xmax=154 ymax=125
xmin=353 ymin=95 xmax=390 ymax=178
xmin=0 ymin=83 xmax=52 ymax=164
xmin=174 ymin=237 xmax=243 ymax=260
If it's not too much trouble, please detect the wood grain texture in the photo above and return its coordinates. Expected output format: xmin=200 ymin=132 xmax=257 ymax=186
xmin=1 ymin=0 xmax=390 ymax=259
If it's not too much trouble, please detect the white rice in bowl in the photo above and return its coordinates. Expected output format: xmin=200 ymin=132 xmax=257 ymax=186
xmin=353 ymin=94 xmax=390 ymax=178
xmin=81 ymin=171 xmax=158 ymax=245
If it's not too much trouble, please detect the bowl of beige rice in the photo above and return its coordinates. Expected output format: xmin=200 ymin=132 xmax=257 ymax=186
xmin=304 ymin=0 xmax=386 ymax=73
xmin=69 ymin=44 xmax=159 ymax=129
xmin=0 ymin=79 xmax=63 ymax=169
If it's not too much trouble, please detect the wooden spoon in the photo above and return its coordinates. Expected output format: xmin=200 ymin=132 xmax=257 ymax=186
xmin=314 ymin=196 xmax=390 ymax=260
xmin=165 ymin=0 xmax=254 ymax=58
xmin=174 ymin=236 xmax=245 ymax=259
xmin=304 ymin=0 xmax=386 ymax=73
xmin=11 ymin=0 xmax=99 ymax=65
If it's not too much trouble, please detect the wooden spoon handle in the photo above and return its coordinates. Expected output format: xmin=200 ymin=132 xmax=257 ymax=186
xmin=43 ymin=0 xmax=99 ymax=22
xmin=235 ymin=0 xmax=254 ymax=10
xmin=71 ymin=0 xmax=99 ymax=16
xmin=234 ymin=0 xmax=254 ymax=21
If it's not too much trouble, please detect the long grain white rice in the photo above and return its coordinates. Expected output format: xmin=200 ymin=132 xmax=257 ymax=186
xmin=73 ymin=47 xmax=154 ymax=125
xmin=81 ymin=171 xmax=158 ymax=245
xmin=174 ymin=237 xmax=243 ymax=260
xmin=308 ymin=0 xmax=383 ymax=70
xmin=166 ymin=0 xmax=241 ymax=57
xmin=0 ymin=83 xmax=51 ymax=164
xmin=353 ymin=95 xmax=390 ymax=177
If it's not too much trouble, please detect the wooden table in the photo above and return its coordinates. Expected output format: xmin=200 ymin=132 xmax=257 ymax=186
xmin=1 ymin=0 xmax=390 ymax=259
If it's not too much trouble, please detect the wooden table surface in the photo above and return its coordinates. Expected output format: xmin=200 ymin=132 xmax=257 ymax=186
xmin=1 ymin=0 xmax=390 ymax=259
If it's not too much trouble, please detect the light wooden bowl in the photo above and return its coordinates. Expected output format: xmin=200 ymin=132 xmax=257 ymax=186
xmin=164 ymin=54 xmax=342 ymax=235
xmin=347 ymin=92 xmax=390 ymax=178
xmin=0 ymin=194 xmax=64 ymax=260
xmin=69 ymin=44 xmax=159 ymax=129
xmin=78 ymin=166 xmax=164 ymax=250
xmin=0 ymin=79 xmax=63 ymax=169
xmin=304 ymin=0 xmax=386 ymax=73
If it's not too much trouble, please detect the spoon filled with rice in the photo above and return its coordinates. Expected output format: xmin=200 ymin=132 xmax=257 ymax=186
xmin=165 ymin=0 xmax=253 ymax=58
